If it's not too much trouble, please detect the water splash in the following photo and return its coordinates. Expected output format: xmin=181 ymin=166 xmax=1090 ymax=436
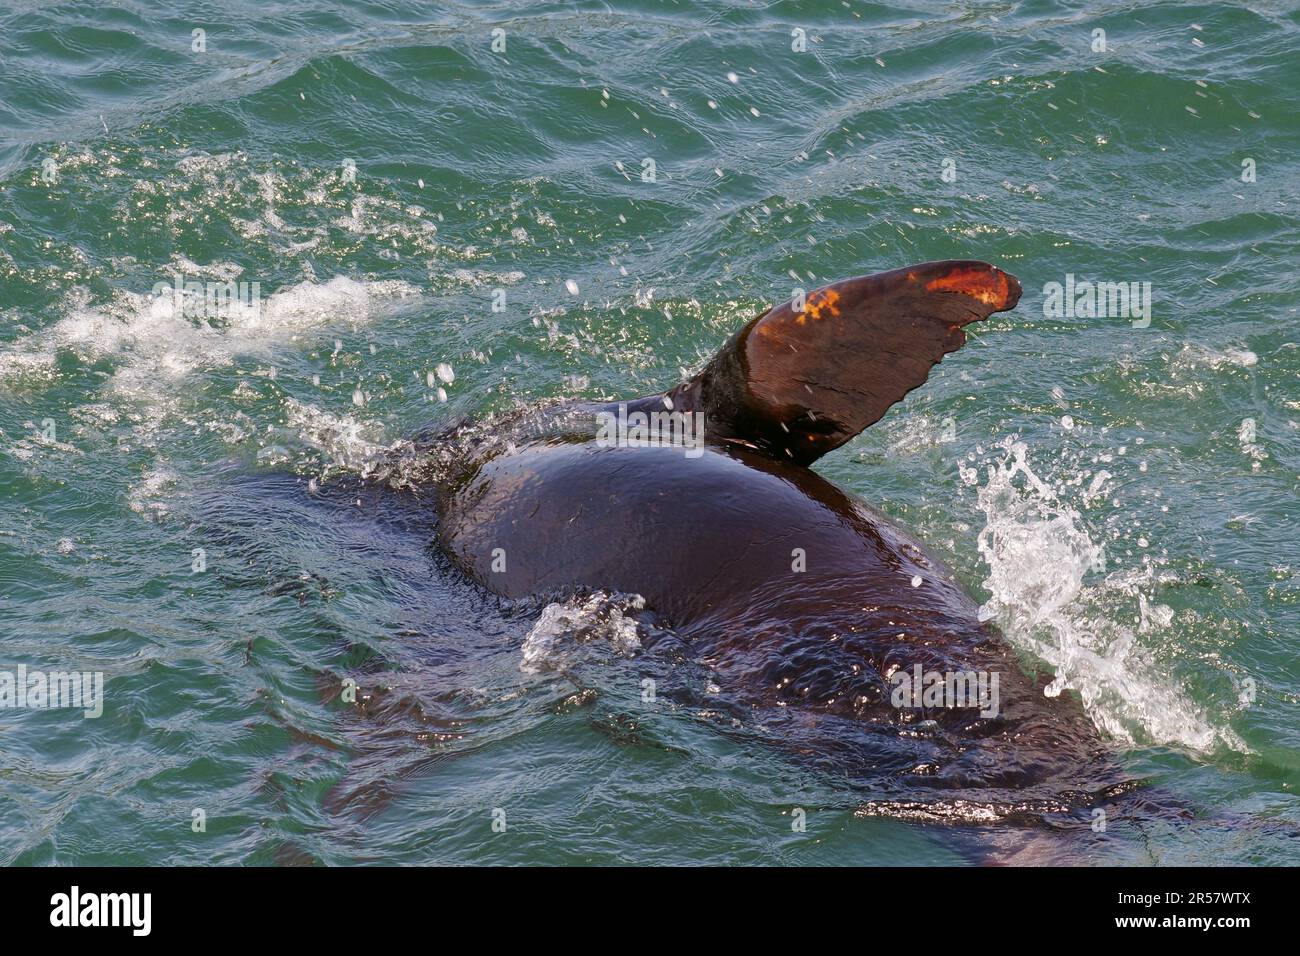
xmin=520 ymin=592 xmax=646 ymax=675
xmin=281 ymin=398 xmax=390 ymax=478
xmin=972 ymin=438 xmax=1244 ymax=754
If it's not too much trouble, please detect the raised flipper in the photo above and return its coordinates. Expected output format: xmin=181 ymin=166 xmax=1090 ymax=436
xmin=645 ymin=260 xmax=1021 ymax=466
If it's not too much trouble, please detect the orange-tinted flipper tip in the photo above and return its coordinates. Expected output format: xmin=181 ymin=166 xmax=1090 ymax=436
xmin=923 ymin=264 xmax=1022 ymax=312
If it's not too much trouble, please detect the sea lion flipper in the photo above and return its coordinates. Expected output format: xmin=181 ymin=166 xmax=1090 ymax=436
xmin=679 ymin=260 xmax=1021 ymax=465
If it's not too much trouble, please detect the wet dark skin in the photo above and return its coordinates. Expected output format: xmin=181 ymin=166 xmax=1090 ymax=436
xmin=430 ymin=261 xmax=1147 ymax=856
xmin=437 ymin=437 xmax=1123 ymax=804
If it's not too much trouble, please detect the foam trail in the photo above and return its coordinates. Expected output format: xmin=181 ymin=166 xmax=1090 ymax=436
xmin=0 ymin=276 xmax=419 ymax=397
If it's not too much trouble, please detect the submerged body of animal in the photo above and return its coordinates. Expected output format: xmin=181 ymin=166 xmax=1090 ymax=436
xmin=414 ymin=260 xmax=1141 ymax=837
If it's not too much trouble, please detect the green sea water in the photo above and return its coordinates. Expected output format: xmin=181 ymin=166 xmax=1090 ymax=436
xmin=0 ymin=0 xmax=1297 ymax=865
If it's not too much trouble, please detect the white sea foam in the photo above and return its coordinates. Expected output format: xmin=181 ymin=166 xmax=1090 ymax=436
xmin=973 ymin=438 xmax=1244 ymax=754
xmin=281 ymin=398 xmax=389 ymax=477
xmin=0 ymin=276 xmax=418 ymax=398
xmin=0 ymin=348 xmax=60 ymax=386
xmin=128 ymin=464 xmax=182 ymax=520
xmin=1171 ymin=343 xmax=1258 ymax=371
xmin=0 ymin=274 xmax=419 ymax=518
xmin=0 ymin=273 xmax=418 ymax=448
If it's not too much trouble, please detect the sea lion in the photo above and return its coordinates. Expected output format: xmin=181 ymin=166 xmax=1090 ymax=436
xmin=418 ymin=259 xmax=1137 ymax=839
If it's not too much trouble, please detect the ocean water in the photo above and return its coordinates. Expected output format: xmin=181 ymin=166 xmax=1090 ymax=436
xmin=1 ymin=0 xmax=1297 ymax=866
